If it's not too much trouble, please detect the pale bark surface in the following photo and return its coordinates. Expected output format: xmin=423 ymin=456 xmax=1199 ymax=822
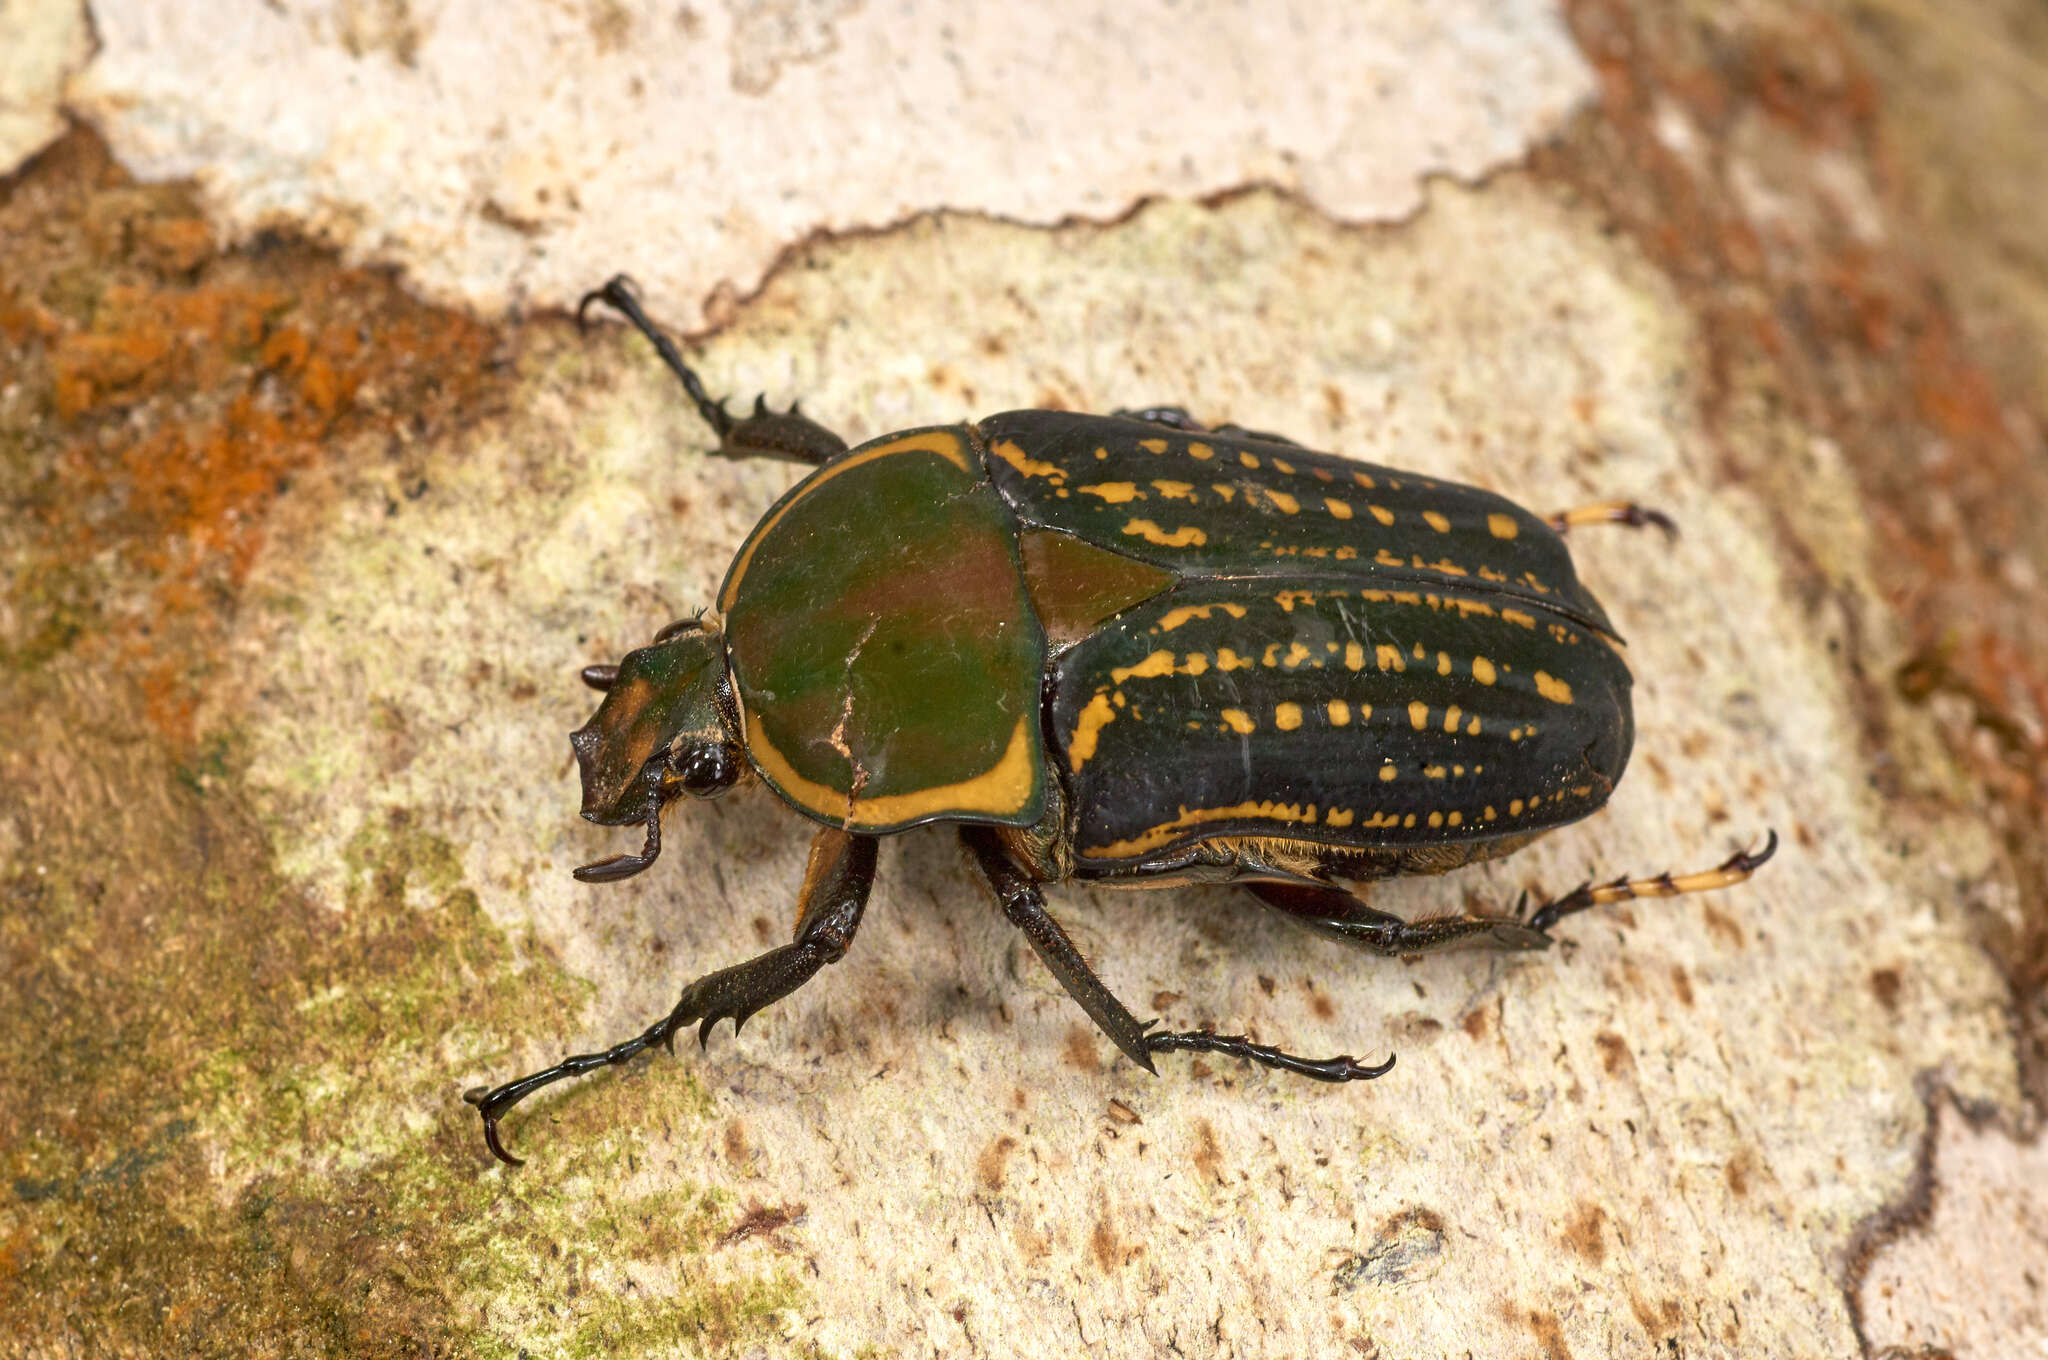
xmin=3 ymin=2 xmax=2043 ymax=1356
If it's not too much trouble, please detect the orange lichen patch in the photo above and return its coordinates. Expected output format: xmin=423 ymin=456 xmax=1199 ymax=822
xmin=3 ymin=129 xmax=497 ymax=742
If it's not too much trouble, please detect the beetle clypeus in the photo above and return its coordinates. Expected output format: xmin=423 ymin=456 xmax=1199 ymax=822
xmin=466 ymin=276 xmax=1776 ymax=1164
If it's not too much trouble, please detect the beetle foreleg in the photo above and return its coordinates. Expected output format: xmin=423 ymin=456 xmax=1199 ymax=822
xmin=578 ymin=274 xmax=849 ymax=466
xmin=466 ymin=828 xmax=878 ymax=1165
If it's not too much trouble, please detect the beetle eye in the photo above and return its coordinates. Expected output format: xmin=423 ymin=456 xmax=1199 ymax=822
xmin=671 ymin=743 xmax=737 ymax=798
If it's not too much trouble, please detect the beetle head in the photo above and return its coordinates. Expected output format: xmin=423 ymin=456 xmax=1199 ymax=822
xmin=568 ymin=618 xmax=742 ymax=882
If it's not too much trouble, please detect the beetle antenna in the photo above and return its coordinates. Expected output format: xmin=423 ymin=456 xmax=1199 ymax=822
xmin=576 ymin=275 xmax=735 ymax=443
xmin=573 ymin=802 xmax=664 ymax=882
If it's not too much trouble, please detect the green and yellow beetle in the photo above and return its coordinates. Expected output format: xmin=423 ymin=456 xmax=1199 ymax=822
xmin=467 ymin=277 xmax=1776 ymax=1164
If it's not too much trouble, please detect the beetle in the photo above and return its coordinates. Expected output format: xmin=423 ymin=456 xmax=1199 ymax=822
xmin=466 ymin=276 xmax=1776 ymax=1164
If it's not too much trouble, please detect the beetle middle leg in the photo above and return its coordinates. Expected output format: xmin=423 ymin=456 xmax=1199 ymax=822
xmin=577 ymin=274 xmax=850 ymax=466
xmin=466 ymin=827 xmax=878 ymax=1165
xmin=1248 ymin=831 xmax=1780 ymax=954
xmin=962 ymin=827 xmax=1390 ymax=1083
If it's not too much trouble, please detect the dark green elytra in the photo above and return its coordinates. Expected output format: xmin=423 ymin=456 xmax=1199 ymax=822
xmin=697 ymin=408 xmax=1629 ymax=861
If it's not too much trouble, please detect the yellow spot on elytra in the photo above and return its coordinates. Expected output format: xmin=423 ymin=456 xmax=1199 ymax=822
xmin=1376 ymin=548 xmax=1404 ymax=567
xmin=1408 ymin=700 xmax=1429 ymax=730
xmin=1327 ymin=700 xmax=1351 ymax=726
xmin=1211 ymin=484 xmax=1237 ymax=503
xmin=1484 ymin=806 xmax=1497 ymax=821
xmin=1335 ymin=546 xmax=1358 ymax=560
xmin=1428 ymin=812 xmax=1444 ymax=828
xmin=1282 ymin=641 xmax=1313 ymax=668
xmin=1080 ymin=481 xmax=1143 ymax=503
xmin=1466 ymin=717 xmax=1480 ymax=735
xmin=1368 ymin=505 xmax=1395 ymax=527
xmin=1325 ymin=498 xmax=1352 ymax=519
xmin=1265 ymin=490 xmax=1300 ymax=514
xmin=1157 ymin=602 xmax=1247 ymax=630
xmin=1510 ymin=798 xmax=1525 ymax=815
xmin=1502 ymin=609 xmax=1536 ymax=629
xmin=1272 ymin=457 xmax=1295 ymax=474
xmin=1138 ymin=438 xmax=1168 ymax=454
xmin=1376 ymin=644 xmax=1405 ymax=672
xmin=1449 ymin=811 xmax=1464 ymax=827
xmin=1111 ymin=650 xmax=1178 ymax=683
xmin=1344 ymin=642 xmax=1366 ymax=671
xmin=1379 ymin=765 xmax=1397 ymax=782
xmin=1112 ymin=691 xmax=1126 ymax=707
xmin=1327 ymin=808 xmax=1355 ymax=828
xmin=1276 ymin=590 xmax=1317 ymax=612
xmin=1275 ymin=703 xmax=1303 ymax=731
xmin=1473 ymin=656 xmax=1497 ymax=685
xmin=1152 ymin=479 xmax=1196 ymax=500
xmin=1444 ymin=705 xmax=1462 ymax=732
xmin=1068 ymin=694 xmax=1116 ymax=770
xmin=1215 ymin=648 xmax=1252 ymax=671
xmin=991 ymin=439 xmax=1064 ymax=480
xmin=1186 ymin=441 xmax=1214 ymax=460
xmin=1423 ymin=510 xmax=1451 ymax=533
xmin=1182 ymin=653 xmax=1209 ymax=676
xmin=1239 ymin=451 xmax=1261 ymax=469
xmin=1534 ymin=670 xmax=1575 ymax=704
xmin=1487 ymin=513 xmax=1519 ymax=540
xmin=1423 ymin=765 xmax=1446 ymax=779
xmin=1221 ymin=709 xmax=1256 ymax=734
xmin=1122 ymin=519 xmax=1207 ymax=547
xmin=1354 ymin=471 xmax=1377 ymax=490
xmin=1437 ymin=651 xmax=1452 ymax=676
xmin=1402 ymin=813 xmax=1417 ymax=828
xmin=1412 ymin=642 xmax=1427 ymax=659
xmin=1095 ymin=447 xmax=1110 ymax=459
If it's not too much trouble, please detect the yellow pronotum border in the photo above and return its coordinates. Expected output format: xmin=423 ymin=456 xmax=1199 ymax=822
xmin=746 ymin=712 xmax=1039 ymax=830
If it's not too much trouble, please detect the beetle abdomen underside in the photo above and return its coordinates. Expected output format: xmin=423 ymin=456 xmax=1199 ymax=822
xmin=1049 ymin=579 xmax=1633 ymax=867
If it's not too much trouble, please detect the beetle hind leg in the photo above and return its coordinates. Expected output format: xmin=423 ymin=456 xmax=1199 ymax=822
xmin=963 ymin=828 xmax=1388 ymax=1084
xmin=1249 ymin=831 xmax=1780 ymax=955
xmin=577 ymin=274 xmax=848 ymax=466
xmin=466 ymin=829 xmax=878 ymax=1165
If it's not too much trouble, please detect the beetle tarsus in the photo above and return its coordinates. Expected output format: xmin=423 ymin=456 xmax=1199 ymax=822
xmin=1546 ymin=499 xmax=1680 ymax=540
xmin=1522 ymin=829 xmax=1780 ymax=935
xmin=1143 ymin=1029 xmax=1396 ymax=1082
xmin=575 ymin=273 xmax=736 ymax=442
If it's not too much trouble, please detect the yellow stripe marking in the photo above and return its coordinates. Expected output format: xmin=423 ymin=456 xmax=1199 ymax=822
xmin=1152 ymin=479 xmax=1196 ymax=500
xmin=1079 ymin=481 xmax=1143 ymax=503
xmin=1157 ymin=601 xmax=1247 ymax=631
xmin=1068 ymin=694 xmax=1117 ymax=771
xmin=1122 ymin=519 xmax=1207 ymax=547
xmin=1502 ymin=609 xmax=1536 ymax=629
xmin=751 ymin=711 xmax=1036 ymax=828
xmin=1082 ymin=798 xmax=1320 ymax=859
xmin=1215 ymin=647 xmax=1252 ymax=671
xmin=989 ymin=437 xmax=1063 ymax=480
xmin=1110 ymin=650 xmax=1177 ymax=683
xmin=1327 ymin=808 xmax=1355 ymax=828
